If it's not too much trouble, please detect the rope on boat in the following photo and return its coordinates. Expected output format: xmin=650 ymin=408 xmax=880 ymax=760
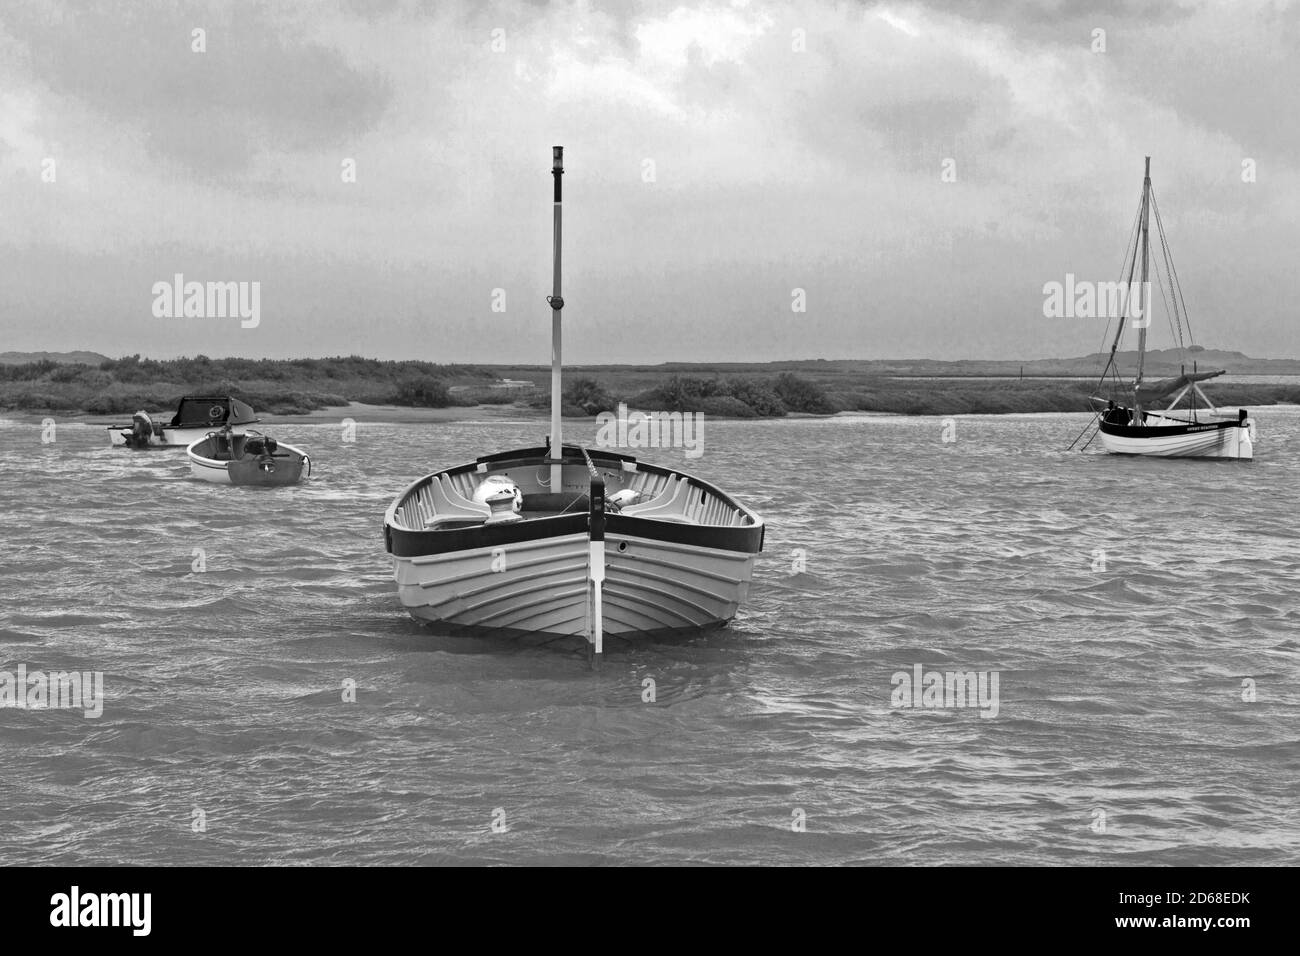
xmin=1151 ymin=190 xmax=1193 ymax=348
xmin=1079 ymin=424 xmax=1100 ymax=452
xmin=1067 ymin=410 xmax=1101 ymax=451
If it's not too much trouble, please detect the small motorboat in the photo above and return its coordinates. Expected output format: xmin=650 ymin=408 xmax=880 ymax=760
xmin=108 ymin=395 xmax=259 ymax=448
xmin=186 ymin=429 xmax=310 ymax=486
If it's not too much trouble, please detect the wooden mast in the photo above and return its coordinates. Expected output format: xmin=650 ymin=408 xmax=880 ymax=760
xmin=547 ymin=147 xmax=564 ymax=491
xmin=1133 ymin=156 xmax=1152 ymax=419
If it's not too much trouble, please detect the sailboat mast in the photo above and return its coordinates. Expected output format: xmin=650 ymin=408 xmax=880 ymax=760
xmin=548 ymin=146 xmax=564 ymax=490
xmin=1134 ymin=156 xmax=1151 ymax=417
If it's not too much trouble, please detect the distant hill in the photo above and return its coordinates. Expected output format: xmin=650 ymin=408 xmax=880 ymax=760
xmin=0 ymin=347 xmax=1295 ymax=377
xmin=1072 ymin=347 xmax=1249 ymax=369
xmin=1028 ymin=347 xmax=1300 ymax=377
xmin=505 ymin=348 xmax=1298 ymax=380
xmin=861 ymin=347 xmax=1300 ymax=378
xmin=0 ymin=350 xmax=111 ymax=365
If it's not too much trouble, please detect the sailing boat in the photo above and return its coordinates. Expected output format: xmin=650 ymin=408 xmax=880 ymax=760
xmin=382 ymin=148 xmax=765 ymax=661
xmin=1089 ymin=157 xmax=1256 ymax=459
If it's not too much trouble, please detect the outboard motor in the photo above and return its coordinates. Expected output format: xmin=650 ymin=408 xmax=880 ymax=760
xmin=124 ymin=410 xmax=154 ymax=449
xmin=244 ymin=435 xmax=280 ymax=471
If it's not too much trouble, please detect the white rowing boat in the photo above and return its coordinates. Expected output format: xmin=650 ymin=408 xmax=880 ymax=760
xmin=187 ymin=430 xmax=310 ymax=486
xmin=383 ymin=147 xmax=765 ymax=661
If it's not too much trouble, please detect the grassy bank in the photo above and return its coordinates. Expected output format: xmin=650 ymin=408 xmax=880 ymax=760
xmin=596 ymin=375 xmax=1300 ymax=416
xmin=0 ymin=355 xmax=493 ymax=416
xmin=2 ymin=355 xmax=1297 ymax=418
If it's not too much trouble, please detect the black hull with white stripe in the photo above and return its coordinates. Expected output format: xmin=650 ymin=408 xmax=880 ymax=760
xmin=1097 ymin=412 xmax=1254 ymax=459
xmin=1080 ymin=158 xmax=1259 ymax=461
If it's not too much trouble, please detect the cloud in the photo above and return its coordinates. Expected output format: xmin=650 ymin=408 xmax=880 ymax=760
xmin=4 ymin=1 xmax=390 ymax=174
xmin=0 ymin=0 xmax=1296 ymax=361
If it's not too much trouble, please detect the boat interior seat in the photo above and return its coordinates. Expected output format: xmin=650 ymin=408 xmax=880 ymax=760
xmin=635 ymin=513 xmax=697 ymax=524
xmin=209 ymin=432 xmax=238 ymax=461
xmin=620 ymin=476 xmax=691 ymax=519
xmin=617 ymin=473 xmax=677 ymax=511
xmin=625 ymin=471 xmax=674 ymax=501
xmin=425 ymin=473 xmax=490 ymax=525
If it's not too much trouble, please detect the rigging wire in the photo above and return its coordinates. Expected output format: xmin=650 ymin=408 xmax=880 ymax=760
xmin=1096 ymin=193 xmax=1145 ymax=377
xmin=1150 ymin=193 xmax=1184 ymax=349
xmin=1148 ymin=191 xmax=1185 ymax=365
xmin=1102 ymin=191 xmax=1145 ymax=394
xmin=1151 ymin=191 xmax=1194 ymax=346
xmin=1072 ymin=187 xmax=1143 ymax=451
xmin=1150 ymin=235 xmax=1179 ymax=355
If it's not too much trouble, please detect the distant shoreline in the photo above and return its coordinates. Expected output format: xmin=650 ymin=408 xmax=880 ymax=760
xmin=7 ymin=348 xmax=1300 ymax=375
xmin=8 ymin=399 xmax=1300 ymax=428
xmin=8 ymin=386 xmax=1300 ymax=421
xmin=3 ymin=354 xmax=1299 ymax=419
xmin=6 ymin=402 xmax=848 ymax=426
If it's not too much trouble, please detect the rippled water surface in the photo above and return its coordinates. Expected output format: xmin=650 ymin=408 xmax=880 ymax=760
xmin=1 ymin=412 xmax=1297 ymax=865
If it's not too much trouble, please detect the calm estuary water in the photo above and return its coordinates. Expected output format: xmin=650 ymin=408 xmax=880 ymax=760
xmin=1 ymin=412 xmax=1297 ymax=865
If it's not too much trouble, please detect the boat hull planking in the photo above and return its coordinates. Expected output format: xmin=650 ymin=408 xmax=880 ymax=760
xmin=1098 ymin=418 xmax=1253 ymax=459
xmin=392 ymin=528 xmax=757 ymax=636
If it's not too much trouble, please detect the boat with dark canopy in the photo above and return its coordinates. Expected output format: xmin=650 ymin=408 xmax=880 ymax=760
xmin=108 ymin=395 xmax=260 ymax=449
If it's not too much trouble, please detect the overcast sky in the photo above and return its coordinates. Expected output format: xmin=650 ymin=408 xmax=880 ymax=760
xmin=1 ymin=0 xmax=1296 ymax=363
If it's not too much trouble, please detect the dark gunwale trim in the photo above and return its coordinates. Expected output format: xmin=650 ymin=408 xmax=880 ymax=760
xmin=1098 ymin=418 xmax=1243 ymax=440
xmin=386 ymin=512 xmax=764 ymax=557
xmin=384 ymin=445 xmax=765 ymax=558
